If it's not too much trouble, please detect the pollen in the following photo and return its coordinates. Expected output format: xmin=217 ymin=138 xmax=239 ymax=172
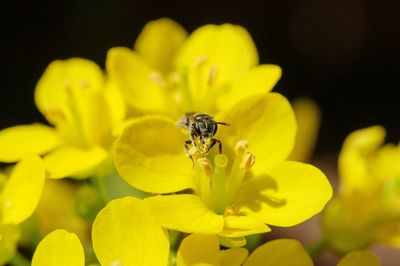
xmin=240 ymin=152 xmax=255 ymax=171
xmin=235 ymin=140 xmax=249 ymax=155
xmin=110 ymin=260 xmax=123 ymax=266
xmin=197 ymin=157 xmax=213 ymax=177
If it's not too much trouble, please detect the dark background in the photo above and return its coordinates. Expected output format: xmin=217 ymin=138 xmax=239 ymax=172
xmin=1 ymin=0 xmax=399 ymax=154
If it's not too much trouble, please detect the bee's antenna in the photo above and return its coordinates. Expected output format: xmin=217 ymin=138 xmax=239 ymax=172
xmin=216 ymin=122 xmax=231 ymax=126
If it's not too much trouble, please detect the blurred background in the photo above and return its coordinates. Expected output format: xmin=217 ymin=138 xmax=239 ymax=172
xmin=1 ymin=0 xmax=400 ymax=265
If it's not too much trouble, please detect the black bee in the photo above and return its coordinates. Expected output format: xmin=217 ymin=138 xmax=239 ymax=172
xmin=178 ymin=112 xmax=230 ymax=163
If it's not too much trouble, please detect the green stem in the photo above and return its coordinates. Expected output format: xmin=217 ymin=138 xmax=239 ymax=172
xmin=307 ymin=237 xmax=330 ymax=258
xmin=10 ymin=252 xmax=30 ymax=266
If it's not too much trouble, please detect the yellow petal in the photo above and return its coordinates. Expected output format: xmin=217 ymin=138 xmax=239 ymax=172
xmin=106 ymin=47 xmax=174 ymax=114
xmin=243 ymin=239 xmax=313 ymax=266
xmin=115 ymin=116 xmax=194 ymax=193
xmin=288 ymin=98 xmax=321 ymax=162
xmin=92 ymin=196 xmax=169 ymax=266
xmin=177 ymin=234 xmax=220 ymax=266
xmin=219 ymin=215 xmax=271 ymax=237
xmin=337 ymin=251 xmax=381 ymax=266
xmin=217 ymin=65 xmax=282 ymax=111
xmin=217 ymin=93 xmax=296 ymax=174
xmin=103 ymin=80 xmax=126 ymax=128
xmin=44 ymin=146 xmax=108 ymax=179
xmin=135 ymin=18 xmax=188 ymax=73
xmin=236 ymin=161 xmax=332 ymax=227
xmin=1 ymin=155 xmax=45 ymax=224
xmin=34 ymin=58 xmax=104 ymax=116
xmin=145 ymin=194 xmax=224 ymax=234
xmin=339 ymin=126 xmax=385 ymax=191
xmin=220 ymin=248 xmax=248 ymax=266
xmin=0 ymin=124 xmax=60 ymax=162
xmin=177 ymin=24 xmax=258 ymax=85
xmin=32 ymin=229 xmax=84 ymax=266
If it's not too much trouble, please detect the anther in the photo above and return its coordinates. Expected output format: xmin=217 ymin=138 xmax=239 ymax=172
xmin=240 ymin=152 xmax=255 ymax=171
xmin=193 ymin=55 xmax=208 ymax=68
xmin=79 ymin=79 xmax=89 ymax=89
xmin=149 ymin=71 xmax=167 ymax=89
xmin=197 ymin=158 xmax=213 ymax=177
xmin=235 ymin=140 xmax=249 ymax=156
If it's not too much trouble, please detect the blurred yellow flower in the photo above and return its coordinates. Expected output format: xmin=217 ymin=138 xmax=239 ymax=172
xmin=32 ymin=229 xmax=84 ymax=266
xmin=107 ymin=18 xmax=281 ymax=118
xmin=323 ymin=126 xmax=400 ymax=253
xmin=177 ymin=235 xmax=312 ymax=266
xmin=288 ymin=97 xmax=321 ymax=162
xmin=178 ymin=234 xmax=381 ymax=266
xmin=0 ymin=155 xmax=45 ymax=264
xmin=0 ymin=58 xmax=126 ymax=178
xmin=115 ymin=93 xmax=332 ymax=245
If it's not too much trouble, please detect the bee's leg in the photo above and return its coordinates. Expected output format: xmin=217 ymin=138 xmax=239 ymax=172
xmin=185 ymin=140 xmax=195 ymax=168
xmin=208 ymin=138 xmax=222 ymax=154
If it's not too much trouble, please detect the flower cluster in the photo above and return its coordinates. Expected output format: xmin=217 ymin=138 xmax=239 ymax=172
xmin=0 ymin=17 xmax=395 ymax=266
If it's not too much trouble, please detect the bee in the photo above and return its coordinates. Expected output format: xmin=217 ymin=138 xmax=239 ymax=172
xmin=177 ymin=112 xmax=230 ymax=163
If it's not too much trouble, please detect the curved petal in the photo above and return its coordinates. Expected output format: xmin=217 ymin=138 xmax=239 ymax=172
xmin=177 ymin=24 xmax=258 ymax=84
xmin=92 ymin=197 xmax=169 ymax=266
xmin=34 ymin=58 xmax=104 ymax=116
xmin=44 ymin=146 xmax=108 ymax=179
xmin=103 ymin=80 xmax=127 ymax=128
xmin=288 ymin=98 xmax=321 ymax=162
xmin=339 ymin=126 xmax=385 ymax=191
xmin=216 ymin=93 xmax=296 ymax=174
xmin=106 ymin=47 xmax=174 ymax=114
xmin=145 ymin=194 xmax=224 ymax=234
xmin=217 ymin=65 xmax=282 ymax=111
xmin=220 ymin=248 xmax=248 ymax=266
xmin=1 ymin=155 xmax=45 ymax=224
xmin=235 ymin=161 xmax=332 ymax=227
xmin=219 ymin=215 xmax=271 ymax=238
xmin=243 ymin=239 xmax=313 ymax=266
xmin=115 ymin=116 xmax=194 ymax=193
xmin=177 ymin=234 xmax=220 ymax=266
xmin=337 ymin=251 xmax=381 ymax=266
xmin=0 ymin=124 xmax=61 ymax=162
xmin=134 ymin=18 xmax=188 ymax=73
xmin=32 ymin=230 xmax=84 ymax=266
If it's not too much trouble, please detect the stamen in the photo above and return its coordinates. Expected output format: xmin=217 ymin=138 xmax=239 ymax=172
xmin=193 ymin=55 xmax=208 ymax=68
xmin=197 ymin=158 xmax=213 ymax=177
xmin=79 ymin=79 xmax=89 ymax=89
xmin=207 ymin=66 xmax=219 ymax=86
xmin=235 ymin=140 xmax=249 ymax=155
xmin=211 ymin=154 xmax=229 ymax=214
xmin=196 ymin=158 xmax=212 ymax=207
xmin=149 ymin=71 xmax=167 ymax=89
xmin=240 ymin=152 xmax=255 ymax=171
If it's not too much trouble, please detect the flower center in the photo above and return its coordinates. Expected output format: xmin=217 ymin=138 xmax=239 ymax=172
xmin=194 ymin=140 xmax=255 ymax=215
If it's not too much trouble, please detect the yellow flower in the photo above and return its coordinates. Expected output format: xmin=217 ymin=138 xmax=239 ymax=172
xmin=177 ymin=234 xmax=380 ymax=266
xmin=0 ymin=155 xmax=45 ymax=264
xmin=115 ymin=92 xmax=332 ymax=245
xmin=91 ymin=196 xmax=169 ymax=266
xmin=0 ymin=58 xmax=126 ymax=178
xmin=107 ymin=18 xmax=281 ymax=118
xmin=31 ymin=229 xmax=85 ymax=266
xmin=323 ymin=126 xmax=400 ymax=253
